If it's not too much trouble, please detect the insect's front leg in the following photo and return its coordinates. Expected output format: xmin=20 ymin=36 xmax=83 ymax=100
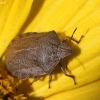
xmin=59 ymin=62 xmax=76 ymax=85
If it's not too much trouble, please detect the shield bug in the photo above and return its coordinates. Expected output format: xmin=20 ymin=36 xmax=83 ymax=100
xmin=5 ymin=28 xmax=83 ymax=88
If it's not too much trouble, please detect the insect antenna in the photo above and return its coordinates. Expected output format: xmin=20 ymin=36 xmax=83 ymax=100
xmin=70 ymin=28 xmax=84 ymax=43
xmin=70 ymin=27 xmax=77 ymax=41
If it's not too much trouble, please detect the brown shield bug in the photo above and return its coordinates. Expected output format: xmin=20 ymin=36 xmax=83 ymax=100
xmin=5 ymin=28 xmax=83 ymax=88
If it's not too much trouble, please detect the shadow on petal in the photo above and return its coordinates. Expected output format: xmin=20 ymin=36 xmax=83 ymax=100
xmin=19 ymin=0 xmax=45 ymax=34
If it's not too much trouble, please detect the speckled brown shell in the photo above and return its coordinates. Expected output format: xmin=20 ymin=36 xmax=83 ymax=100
xmin=5 ymin=31 xmax=72 ymax=78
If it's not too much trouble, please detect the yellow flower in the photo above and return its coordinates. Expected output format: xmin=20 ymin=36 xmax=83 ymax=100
xmin=0 ymin=0 xmax=100 ymax=100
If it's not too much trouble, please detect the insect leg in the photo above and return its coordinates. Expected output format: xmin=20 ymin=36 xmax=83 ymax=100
xmin=34 ymin=76 xmax=40 ymax=82
xmin=59 ymin=63 xmax=77 ymax=85
xmin=30 ymin=76 xmax=40 ymax=85
xmin=48 ymin=74 xmax=52 ymax=88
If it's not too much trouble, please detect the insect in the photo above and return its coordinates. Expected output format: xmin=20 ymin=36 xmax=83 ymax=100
xmin=5 ymin=28 xmax=83 ymax=88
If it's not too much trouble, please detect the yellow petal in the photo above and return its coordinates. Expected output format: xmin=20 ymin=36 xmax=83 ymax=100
xmin=0 ymin=0 xmax=33 ymax=57
xmin=45 ymin=80 xmax=100 ymax=100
